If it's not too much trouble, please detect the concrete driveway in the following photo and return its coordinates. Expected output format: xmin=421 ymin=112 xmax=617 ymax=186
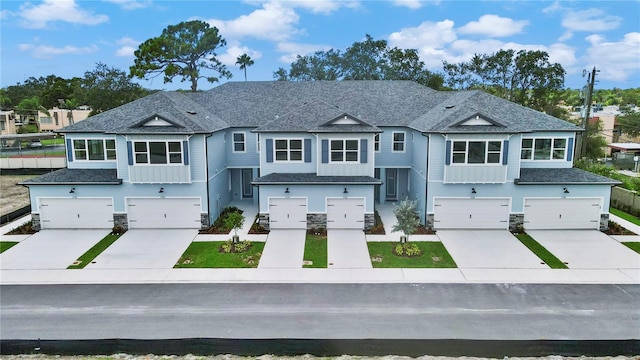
xmin=0 ymin=229 xmax=110 ymax=270
xmin=86 ymin=229 xmax=197 ymax=269
xmin=527 ymin=230 xmax=640 ymax=269
xmin=437 ymin=230 xmax=549 ymax=269
xmin=328 ymin=229 xmax=372 ymax=268
xmin=258 ymin=229 xmax=306 ymax=268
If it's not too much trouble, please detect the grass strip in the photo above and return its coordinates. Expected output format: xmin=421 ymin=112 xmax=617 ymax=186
xmin=622 ymin=242 xmax=640 ymax=254
xmin=67 ymin=234 xmax=120 ymax=269
xmin=303 ymin=234 xmax=327 ymax=268
xmin=0 ymin=241 xmax=18 ymax=253
xmin=515 ymin=233 xmax=568 ymax=269
xmin=610 ymin=208 xmax=640 ymax=226
xmin=367 ymin=241 xmax=457 ymax=268
xmin=175 ymin=241 xmax=265 ymax=268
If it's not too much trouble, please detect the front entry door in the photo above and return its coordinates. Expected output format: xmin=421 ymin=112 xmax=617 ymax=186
xmin=386 ymin=168 xmax=397 ymax=200
xmin=242 ymin=169 xmax=253 ymax=198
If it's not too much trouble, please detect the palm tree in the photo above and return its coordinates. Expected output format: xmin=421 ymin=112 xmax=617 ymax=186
xmin=235 ymin=54 xmax=254 ymax=81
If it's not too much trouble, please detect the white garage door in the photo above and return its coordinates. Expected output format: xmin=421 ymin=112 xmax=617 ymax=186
xmin=434 ymin=198 xmax=510 ymax=229
xmin=524 ymin=198 xmax=601 ymax=230
xmin=327 ymin=198 xmax=365 ymax=229
xmin=269 ymin=198 xmax=307 ymax=229
xmin=128 ymin=198 xmax=201 ymax=229
xmin=39 ymin=197 xmax=113 ymax=229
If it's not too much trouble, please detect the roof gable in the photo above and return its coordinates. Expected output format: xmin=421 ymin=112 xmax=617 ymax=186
xmin=132 ymin=114 xmax=184 ymax=128
xmin=452 ymin=112 xmax=504 ymax=127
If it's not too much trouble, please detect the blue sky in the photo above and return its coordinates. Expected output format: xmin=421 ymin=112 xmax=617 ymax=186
xmin=1 ymin=0 xmax=639 ymax=92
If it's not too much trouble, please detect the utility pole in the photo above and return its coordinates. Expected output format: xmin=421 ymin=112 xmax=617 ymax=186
xmin=574 ymin=66 xmax=598 ymax=163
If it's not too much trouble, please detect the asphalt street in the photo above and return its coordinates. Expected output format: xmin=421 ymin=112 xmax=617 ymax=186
xmin=1 ymin=283 xmax=639 ymax=341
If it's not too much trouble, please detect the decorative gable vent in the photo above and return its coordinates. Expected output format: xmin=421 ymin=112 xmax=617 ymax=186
xmin=459 ymin=115 xmax=493 ymax=126
xmin=143 ymin=116 xmax=174 ymax=127
xmin=331 ymin=115 xmax=360 ymax=125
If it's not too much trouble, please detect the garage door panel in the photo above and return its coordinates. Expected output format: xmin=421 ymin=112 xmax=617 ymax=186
xmin=524 ymin=198 xmax=601 ymax=230
xmin=327 ymin=198 xmax=365 ymax=229
xmin=269 ymin=198 xmax=307 ymax=229
xmin=39 ymin=198 xmax=113 ymax=229
xmin=128 ymin=198 xmax=201 ymax=229
xmin=434 ymin=198 xmax=509 ymax=229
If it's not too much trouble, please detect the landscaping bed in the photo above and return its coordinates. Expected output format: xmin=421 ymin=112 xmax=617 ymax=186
xmin=367 ymin=241 xmax=456 ymax=268
xmin=199 ymin=206 xmax=243 ymax=234
xmin=175 ymin=241 xmax=264 ymax=268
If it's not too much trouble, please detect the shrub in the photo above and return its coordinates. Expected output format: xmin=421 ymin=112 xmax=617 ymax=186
xmin=392 ymin=242 xmax=422 ymax=257
xmin=219 ymin=239 xmax=252 ymax=253
xmin=5 ymin=221 xmax=36 ymax=235
xmin=111 ymin=225 xmax=127 ymax=235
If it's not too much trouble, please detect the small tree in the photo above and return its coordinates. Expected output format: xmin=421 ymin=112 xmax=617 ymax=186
xmin=392 ymin=198 xmax=420 ymax=243
xmin=224 ymin=211 xmax=245 ymax=243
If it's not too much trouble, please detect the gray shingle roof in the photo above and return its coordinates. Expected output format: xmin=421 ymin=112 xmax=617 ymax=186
xmin=20 ymin=169 xmax=122 ymax=185
xmin=59 ymin=81 xmax=580 ymax=135
xmin=516 ymin=168 xmax=620 ymax=185
xmin=253 ymin=172 xmax=382 ymax=185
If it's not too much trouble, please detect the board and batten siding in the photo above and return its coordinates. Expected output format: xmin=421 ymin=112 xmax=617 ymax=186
xmin=317 ymin=133 xmax=374 ymax=177
xmin=125 ymin=134 xmax=191 ymax=184
xmin=64 ymin=133 xmax=118 ymax=170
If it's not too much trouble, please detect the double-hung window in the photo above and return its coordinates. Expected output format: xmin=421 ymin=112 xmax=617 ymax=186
xmin=374 ymin=133 xmax=380 ymax=152
xmin=274 ymin=139 xmax=302 ymax=161
xmin=330 ymin=139 xmax=359 ymax=162
xmin=521 ymin=138 xmax=567 ymax=160
xmin=233 ymin=132 xmax=245 ymax=152
xmin=73 ymin=139 xmax=116 ymax=161
xmin=451 ymin=140 xmax=502 ymax=164
xmin=392 ymin=132 xmax=405 ymax=152
xmin=134 ymin=141 xmax=182 ymax=164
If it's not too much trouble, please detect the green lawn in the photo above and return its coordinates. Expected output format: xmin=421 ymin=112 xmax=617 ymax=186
xmin=515 ymin=233 xmax=568 ymax=269
xmin=610 ymin=208 xmax=640 ymax=226
xmin=623 ymin=242 xmax=640 ymax=254
xmin=303 ymin=234 xmax=327 ymax=268
xmin=41 ymin=138 xmax=64 ymax=146
xmin=0 ymin=241 xmax=18 ymax=253
xmin=67 ymin=234 xmax=121 ymax=269
xmin=175 ymin=241 xmax=265 ymax=268
xmin=367 ymin=241 xmax=457 ymax=268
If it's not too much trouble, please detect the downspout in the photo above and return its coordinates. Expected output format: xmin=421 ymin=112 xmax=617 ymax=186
xmin=421 ymin=132 xmax=430 ymax=226
xmin=204 ymin=133 xmax=212 ymax=227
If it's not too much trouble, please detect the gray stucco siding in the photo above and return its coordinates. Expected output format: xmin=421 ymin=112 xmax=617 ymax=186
xmin=259 ymin=184 xmax=374 ymax=213
xmin=226 ymin=128 xmax=260 ymax=167
xmin=317 ymin=133 xmax=374 ymax=177
xmin=373 ymin=127 xmax=413 ymax=167
xmin=259 ymin=133 xmax=317 ymax=174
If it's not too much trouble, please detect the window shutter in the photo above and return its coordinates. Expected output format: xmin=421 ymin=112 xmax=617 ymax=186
xmin=127 ymin=141 xmax=133 ymax=165
xmin=502 ymin=140 xmax=509 ymax=165
xmin=445 ymin=140 xmax=451 ymax=165
xmin=304 ymin=138 xmax=311 ymax=163
xmin=183 ymin=140 xmax=189 ymax=165
xmin=360 ymin=139 xmax=368 ymax=163
xmin=321 ymin=139 xmax=328 ymax=163
xmin=567 ymin=138 xmax=574 ymax=162
xmin=66 ymin=139 xmax=73 ymax=162
xmin=266 ymin=139 xmax=273 ymax=163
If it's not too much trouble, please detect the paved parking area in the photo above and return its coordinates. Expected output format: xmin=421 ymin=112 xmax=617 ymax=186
xmin=86 ymin=229 xmax=197 ymax=269
xmin=437 ymin=230 xmax=549 ymax=269
xmin=258 ymin=229 xmax=306 ymax=268
xmin=328 ymin=230 xmax=372 ymax=269
xmin=0 ymin=229 xmax=110 ymax=270
xmin=527 ymin=230 xmax=640 ymax=269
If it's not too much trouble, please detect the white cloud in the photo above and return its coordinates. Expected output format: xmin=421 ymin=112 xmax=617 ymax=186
xmin=218 ymin=42 xmax=263 ymax=66
xmin=115 ymin=37 xmax=139 ymax=57
xmin=388 ymin=19 xmax=457 ymax=50
xmin=205 ymin=2 xmax=301 ymax=42
xmin=18 ymin=43 xmax=99 ymax=59
xmin=276 ymin=42 xmax=333 ymax=63
xmin=584 ymin=32 xmax=640 ymax=82
xmin=562 ymin=8 xmax=622 ymax=33
xmin=280 ymin=0 xmax=359 ymax=14
xmin=458 ymin=14 xmax=529 ymax=37
xmin=103 ymin=0 xmax=152 ymax=10
xmin=391 ymin=0 xmax=423 ymax=10
xmin=18 ymin=0 xmax=109 ymax=29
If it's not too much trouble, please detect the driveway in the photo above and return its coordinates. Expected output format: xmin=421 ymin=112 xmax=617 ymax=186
xmin=328 ymin=230 xmax=372 ymax=268
xmin=0 ymin=229 xmax=110 ymax=270
xmin=258 ymin=229 xmax=306 ymax=268
xmin=437 ymin=230 xmax=549 ymax=269
xmin=86 ymin=229 xmax=197 ymax=269
xmin=527 ymin=230 xmax=640 ymax=269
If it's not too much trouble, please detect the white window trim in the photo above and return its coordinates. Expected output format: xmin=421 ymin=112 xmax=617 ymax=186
xmin=450 ymin=140 xmax=503 ymax=166
xmin=329 ymin=138 xmax=360 ymax=163
xmin=392 ymin=131 xmax=406 ymax=153
xmin=133 ymin=140 xmax=183 ymax=166
xmin=521 ymin=137 xmax=568 ymax=161
xmin=72 ymin=138 xmax=117 ymax=162
xmin=273 ymin=138 xmax=304 ymax=163
xmin=232 ymin=131 xmax=246 ymax=153
xmin=374 ymin=133 xmax=380 ymax=152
